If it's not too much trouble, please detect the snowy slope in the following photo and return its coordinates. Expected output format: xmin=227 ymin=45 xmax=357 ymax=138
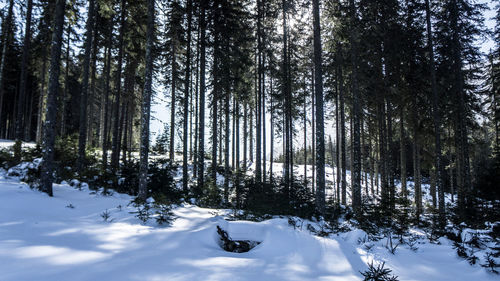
xmin=0 ymin=173 xmax=498 ymax=281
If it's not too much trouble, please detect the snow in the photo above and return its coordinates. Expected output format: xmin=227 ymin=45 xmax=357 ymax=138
xmin=0 ymin=139 xmax=36 ymax=150
xmin=0 ymin=174 xmax=498 ymax=281
xmin=0 ymin=140 xmax=498 ymax=280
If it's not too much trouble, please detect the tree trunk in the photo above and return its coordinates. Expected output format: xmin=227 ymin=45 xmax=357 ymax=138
xmin=413 ymin=123 xmax=422 ymax=221
xmin=400 ymin=105 xmax=407 ymax=198
xmin=312 ymin=0 xmax=325 ymax=214
xmin=243 ymin=102 xmax=247 ymax=169
xmin=111 ymin=0 xmax=127 ymax=174
xmin=386 ymin=100 xmax=394 ymax=210
xmin=138 ymin=0 xmax=154 ymax=200
xmin=78 ymin=0 xmax=96 ymax=172
xmin=338 ymin=48 xmax=347 ymax=206
xmin=197 ymin=1 xmax=207 ymax=195
xmin=335 ymin=67 xmax=341 ymax=204
xmin=88 ymin=14 xmax=99 ymax=147
xmin=224 ymin=89 xmax=230 ymax=202
xmin=255 ymin=0 xmax=262 ymax=183
xmin=183 ymin=0 xmax=193 ymax=192
xmin=170 ymin=40 xmax=177 ymax=164
xmin=15 ymin=0 xmax=33 ymax=141
xmin=349 ymin=0 xmax=361 ymax=212
xmin=311 ymin=69 xmax=315 ymax=194
xmin=41 ymin=0 xmax=66 ymax=197
xmin=425 ymin=0 xmax=445 ymax=224
xmin=0 ymin=0 xmax=14 ymax=135
xmin=303 ymin=78 xmax=307 ymax=186
xmin=193 ymin=22 xmax=200 ymax=178
xmin=102 ymin=24 xmax=112 ymax=171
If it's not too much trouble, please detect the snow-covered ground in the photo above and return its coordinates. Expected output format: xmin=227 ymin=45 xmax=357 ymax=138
xmin=0 ymin=140 xmax=498 ymax=280
xmin=0 ymin=139 xmax=37 ymax=149
xmin=0 ymin=172 xmax=497 ymax=280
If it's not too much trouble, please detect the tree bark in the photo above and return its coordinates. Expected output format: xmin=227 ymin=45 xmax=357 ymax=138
xmin=0 ymin=0 xmax=14 ymax=135
xmin=183 ymin=0 xmax=193 ymax=192
xmin=349 ymin=0 xmax=361 ymax=212
xmin=15 ymin=0 xmax=33 ymax=141
xmin=78 ymin=0 xmax=96 ymax=172
xmin=111 ymin=0 xmax=127 ymax=175
xmin=41 ymin=0 xmax=66 ymax=197
xmin=425 ymin=0 xmax=445 ymax=224
xmin=138 ymin=0 xmax=155 ymax=200
xmin=197 ymin=1 xmax=207 ymax=195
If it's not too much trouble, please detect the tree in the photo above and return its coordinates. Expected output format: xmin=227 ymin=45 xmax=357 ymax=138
xmin=312 ymin=0 xmax=325 ymax=214
xmin=183 ymin=0 xmax=193 ymax=192
xmin=138 ymin=0 xmax=155 ymax=201
xmin=0 ymin=0 xmax=14 ymax=136
xmin=78 ymin=0 xmax=96 ymax=172
xmin=196 ymin=0 xmax=207 ymax=196
xmin=41 ymin=0 xmax=66 ymax=197
xmin=15 ymin=0 xmax=34 ymax=142
xmin=111 ymin=0 xmax=127 ymax=175
xmin=348 ymin=0 xmax=361 ymax=213
xmin=424 ymin=0 xmax=445 ymax=225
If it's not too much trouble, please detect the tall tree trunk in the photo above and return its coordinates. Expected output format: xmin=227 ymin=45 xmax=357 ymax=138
xmin=262 ymin=58 xmax=267 ymax=182
xmin=425 ymin=0 xmax=445 ymax=224
xmin=193 ymin=22 xmax=200 ymax=178
xmin=138 ymin=0 xmax=155 ymax=200
xmin=243 ymin=102 xmax=247 ymax=169
xmin=111 ymin=0 xmax=127 ymax=175
xmin=270 ymin=81 xmax=274 ymax=181
xmin=16 ymin=0 xmax=33 ymax=141
xmin=224 ymin=83 xmax=230 ymax=203
xmin=386 ymin=100 xmax=394 ymax=210
xmin=338 ymin=47 xmax=347 ymax=205
xmin=87 ymin=14 xmax=99 ymax=147
xmin=197 ymin=1 xmax=207 ymax=195
xmin=250 ymin=102 xmax=253 ymax=162
xmin=183 ymin=0 xmax=193 ymax=192
xmin=78 ymin=0 xmax=96 ymax=172
xmin=60 ymin=27 xmax=70 ymax=137
xmin=335 ymin=67 xmax=341 ymax=204
xmin=170 ymin=42 xmax=177 ymax=163
xmin=102 ymin=24 xmax=112 ymax=171
xmin=41 ymin=0 xmax=66 ymax=197
xmin=312 ymin=0 xmax=325 ymax=214
xmin=36 ymin=51 xmax=48 ymax=144
xmin=400 ymin=105 xmax=407 ymax=198
xmin=0 ymin=0 xmax=14 ymax=135
xmin=349 ymin=0 xmax=361 ymax=212
xmin=328 ymin=135 xmax=335 ymax=201
xmin=255 ymin=0 xmax=263 ymax=183
xmin=311 ymin=69 xmax=315 ymax=194
xmin=413 ymin=120 xmax=422 ymax=222
xmin=235 ymin=101 xmax=241 ymax=207
xmin=303 ymin=78 xmax=307 ymax=185
xmin=282 ymin=0 xmax=290 ymax=190
xmin=232 ymin=98 xmax=236 ymax=169
xmin=378 ymin=100 xmax=388 ymax=207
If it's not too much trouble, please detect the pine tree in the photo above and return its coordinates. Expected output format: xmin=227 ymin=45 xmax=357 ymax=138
xmin=312 ymin=0 xmax=325 ymax=214
xmin=15 ymin=0 xmax=33 ymax=142
xmin=77 ymin=0 xmax=96 ymax=172
xmin=139 ymin=0 xmax=155 ymax=201
xmin=41 ymin=0 xmax=66 ymax=197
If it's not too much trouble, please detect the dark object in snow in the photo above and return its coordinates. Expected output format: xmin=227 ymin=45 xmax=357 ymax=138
xmin=216 ymin=225 xmax=260 ymax=253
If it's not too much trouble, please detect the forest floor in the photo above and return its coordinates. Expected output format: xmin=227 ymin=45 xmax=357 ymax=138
xmin=0 ymin=141 xmax=498 ymax=281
